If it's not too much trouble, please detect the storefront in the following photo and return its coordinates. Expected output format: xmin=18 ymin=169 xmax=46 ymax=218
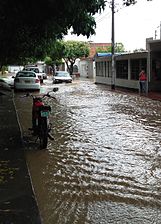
xmin=95 ymin=51 xmax=148 ymax=90
xmin=95 ymin=38 xmax=161 ymax=92
xmin=147 ymin=38 xmax=161 ymax=91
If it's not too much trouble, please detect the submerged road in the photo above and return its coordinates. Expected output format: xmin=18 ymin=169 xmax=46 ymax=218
xmin=14 ymin=78 xmax=161 ymax=224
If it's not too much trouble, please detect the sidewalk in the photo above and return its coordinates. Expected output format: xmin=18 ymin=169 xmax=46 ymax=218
xmin=147 ymin=91 xmax=161 ymax=101
xmin=0 ymin=89 xmax=42 ymax=223
xmin=113 ymin=86 xmax=161 ymax=101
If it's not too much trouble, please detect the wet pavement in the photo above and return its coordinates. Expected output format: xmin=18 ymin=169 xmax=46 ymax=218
xmin=0 ymin=89 xmax=42 ymax=223
xmin=13 ymin=78 xmax=161 ymax=224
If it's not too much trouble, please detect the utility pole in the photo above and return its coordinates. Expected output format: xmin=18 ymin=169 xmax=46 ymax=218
xmin=155 ymin=30 xmax=157 ymax=39
xmin=110 ymin=0 xmax=138 ymax=90
xmin=111 ymin=0 xmax=115 ymax=90
xmin=160 ymin=21 xmax=161 ymax=39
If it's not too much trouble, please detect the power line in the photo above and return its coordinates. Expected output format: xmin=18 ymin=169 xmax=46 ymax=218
xmin=95 ymin=12 xmax=111 ymax=23
xmin=95 ymin=0 xmax=129 ymax=24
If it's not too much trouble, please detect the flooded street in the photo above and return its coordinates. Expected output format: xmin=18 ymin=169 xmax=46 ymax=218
xmin=14 ymin=78 xmax=161 ymax=223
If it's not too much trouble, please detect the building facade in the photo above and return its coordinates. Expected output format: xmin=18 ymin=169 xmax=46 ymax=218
xmin=78 ymin=43 xmax=111 ymax=79
xmin=95 ymin=38 xmax=161 ymax=92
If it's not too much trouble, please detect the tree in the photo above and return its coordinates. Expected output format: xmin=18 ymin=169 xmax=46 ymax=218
xmin=123 ymin=0 xmax=152 ymax=6
xmin=0 ymin=0 xmax=106 ymax=66
xmin=44 ymin=57 xmax=53 ymax=67
xmin=0 ymin=0 xmax=152 ymax=67
xmin=96 ymin=42 xmax=125 ymax=53
xmin=133 ymin=48 xmax=146 ymax=53
xmin=61 ymin=40 xmax=90 ymax=76
xmin=48 ymin=40 xmax=64 ymax=73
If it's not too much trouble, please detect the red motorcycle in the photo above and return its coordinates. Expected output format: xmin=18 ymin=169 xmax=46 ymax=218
xmin=26 ymin=87 xmax=58 ymax=149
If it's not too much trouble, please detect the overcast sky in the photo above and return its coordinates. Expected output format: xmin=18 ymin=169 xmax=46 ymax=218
xmin=65 ymin=0 xmax=161 ymax=51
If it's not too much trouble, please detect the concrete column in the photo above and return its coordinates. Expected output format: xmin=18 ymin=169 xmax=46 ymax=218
xmin=128 ymin=58 xmax=131 ymax=80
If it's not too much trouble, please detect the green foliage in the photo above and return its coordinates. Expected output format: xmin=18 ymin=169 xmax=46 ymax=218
xmin=0 ymin=0 xmax=106 ymax=66
xmin=96 ymin=43 xmax=125 ymax=53
xmin=133 ymin=48 xmax=146 ymax=53
xmin=123 ymin=0 xmax=151 ymax=6
xmin=96 ymin=46 xmax=111 ymax=53
xmin=123 ymin=0 xmax=137 ymax=6
xmin=0 ymin=0 xmax=152 ymax=66
xmin=1 ymin=66 xmax=8 ymax=75
xmin=50 ymin=41 xmax=65 ymax=62
xmin=62 ymin=40 xmax=90 ymax=75
xmin=48 ymin=40 xmax=90 ymax=75
xmin=47 ymin=41 xmax=64 ymax=67
xmin=44 ymin=57 xmax=53 ymax=66
xmin=63 ymin=40 xmax=90 ymax=61
xmin=115 ymin=43 xmax=125 ymax=52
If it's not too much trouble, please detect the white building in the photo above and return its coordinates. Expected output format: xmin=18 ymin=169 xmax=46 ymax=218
xmin=95 ymin=38 xmax=161 ymax=92
xmin=8 ymin=65 xmax=24 ymax=73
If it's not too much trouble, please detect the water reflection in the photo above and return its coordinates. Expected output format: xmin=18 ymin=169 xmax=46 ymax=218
xmin=24 ymin=80 xmax=161 ymax=223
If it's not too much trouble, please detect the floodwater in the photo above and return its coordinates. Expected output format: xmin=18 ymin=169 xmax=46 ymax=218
xmin=15 ymin=79 xmax=161 ymax=224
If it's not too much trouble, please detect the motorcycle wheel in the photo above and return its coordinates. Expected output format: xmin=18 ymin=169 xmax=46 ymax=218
xmin=39 ymin=118 xmax=48 ymax=149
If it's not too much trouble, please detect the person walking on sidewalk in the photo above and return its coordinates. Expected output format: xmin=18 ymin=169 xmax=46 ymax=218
xmin=139 ymin=69 xmax=147 ymax=94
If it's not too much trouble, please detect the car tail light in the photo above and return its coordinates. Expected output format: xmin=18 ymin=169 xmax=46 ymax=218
xmin=35 ymin=79 xmax=40 ymax=83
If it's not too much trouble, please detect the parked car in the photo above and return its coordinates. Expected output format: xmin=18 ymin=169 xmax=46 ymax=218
xmin=53 ymin=71 xmax=72 ymax=84
xmin=13 ymin=71 xmax=41 ymax=91
xmin=23 ymin=66 xmax=47 ymax=82
xmin=0 ymin=76 xmax=14 ymax=88
xmin=0 ymin=79 xmax=12 ymax=91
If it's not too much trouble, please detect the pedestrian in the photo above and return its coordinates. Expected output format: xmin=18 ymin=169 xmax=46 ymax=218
xmin=139 ymin=69 xmax=147 ymax=93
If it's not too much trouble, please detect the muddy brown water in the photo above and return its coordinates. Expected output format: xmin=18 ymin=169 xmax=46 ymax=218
xmin=14 ymin=79 xmax=161 ymax=224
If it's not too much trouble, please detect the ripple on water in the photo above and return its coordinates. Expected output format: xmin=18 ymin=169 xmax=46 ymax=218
xmin=26 ymin=81 xmax=161 ymax=223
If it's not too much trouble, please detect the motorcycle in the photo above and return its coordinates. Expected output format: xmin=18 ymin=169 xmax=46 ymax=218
xmin=26 ymin=87 xmax=58 ymax=149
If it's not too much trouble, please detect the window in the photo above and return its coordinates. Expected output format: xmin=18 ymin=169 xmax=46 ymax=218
xmin=24 ymin=67 xmax=40 ymax=73
xmin=105 ymin=61 xmax=110 ymax=77
xmin=96 ymin=62 xmax=103 ymax=76
xmin=96 ymin=62 xmax=99 ymax=76
xmin=16 ymin=72 xmax=36 ymax=77
xmin=116 ymin=60 xmax=128 ymax=79
xmin=131 ymin=58 xmax=147 ymax=80
xmin=96 ymin=61 xmax=111 ymax=77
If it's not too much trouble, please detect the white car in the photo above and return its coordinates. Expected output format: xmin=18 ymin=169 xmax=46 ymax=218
xmin=0 ymin=76 xmax=14 ymax=88
xmin=14 ymin=71 xmax=41 ymax=91
xmin=23 ymin=66 xmax=47 ymax=82
xmin=0 ymin=79 xmax=12 ymax=91
xmin=53 ymin=71 xmax=72 ymax=84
